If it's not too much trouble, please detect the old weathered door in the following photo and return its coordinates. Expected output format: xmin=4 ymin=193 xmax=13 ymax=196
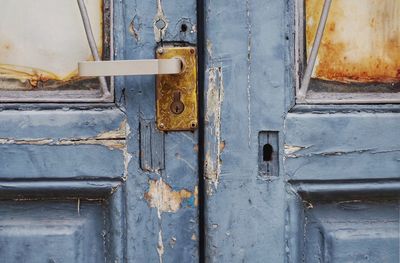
xmin=0 ymin=0 xmax=199 ymax=262
xmin=203 ymin=0 xmax=400 ymax=262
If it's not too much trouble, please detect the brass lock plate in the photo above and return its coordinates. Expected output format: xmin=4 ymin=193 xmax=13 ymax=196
xmin=156 ymin=45 xmax=198 ymax=131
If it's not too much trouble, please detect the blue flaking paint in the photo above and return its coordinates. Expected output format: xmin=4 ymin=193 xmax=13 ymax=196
xmin=285 ymin=112 xmax=400 ymax=180
xmin=204 ymin=0 xmax=400 ymax=262
xmin=204 ymin=0 xmax=288 ymax=261
xmin=0 ymin=144 xmax=125 ymax=179
xmin=186 ymin=195 xmax=196 ymax=208
xmin=0 ymin=0 xmax=197 ymax=262
xmin=0 ymin=200 xmax=105 ymax=263
xmin=0 ymin=109 xmax=125 ymax=140
xmin=114 ymin=0 xmax=199 ymax=262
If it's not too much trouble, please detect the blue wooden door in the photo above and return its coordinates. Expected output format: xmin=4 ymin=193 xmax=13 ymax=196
xmin=0 ymin=1 xmax=198 ymax=262
xmin=203 ymin=0 xmax=400 ymax=262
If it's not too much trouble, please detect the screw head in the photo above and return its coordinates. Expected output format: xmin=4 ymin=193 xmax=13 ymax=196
xmin=190 ymin=121 xmax=197 ymax=129
xmin=158 ymin=123 xmax=165 ymax=129
xmin=157 ymin=47 xmax=164 ymax=54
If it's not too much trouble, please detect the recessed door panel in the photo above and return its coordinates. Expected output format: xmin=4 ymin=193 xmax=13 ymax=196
xmin=0 ymin=200 xmax=105 ymax=263
xmin=304 ymin=200 xmax=399 ymax=262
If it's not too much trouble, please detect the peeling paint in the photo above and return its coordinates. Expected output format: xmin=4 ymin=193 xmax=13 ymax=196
xmin=284 ymin=145 xmax=309 ymax=158
xmin=0 ymin=137 xmax=124 ymax=149
xmin=58 ymin=139 xmax=125 ymax=150
xmin=0 ymin=138 xmax=53 ymax=145
xmin=157 ymin=229 xmax=164 ymax=263
xmin=284 ymin=147 xmax=400 ymax=158
xmin=122 ymin=121 xmax=132 ymax=181
xmin=95 ymin=120 xmax=127 ymax=140
xmin=169 ymin=236 xmax=177 ymax=248
xmin=0 ymin=120 xmax=128 ymax=150
xmin=284 ymin=144 xmax=400 ymax=158
xmin=246 ymin=0 xmax=252 ymax=148
xmin=144 ymin=179 xmax=192 ymax=215
xmin=206 ymin=39 xmax=213 ymax=58
xmin=153 ymin=0 xmax=168 ymax=42
xmin=205 ymin=66 xmax=224 ymax=193
xmin=129 ymin=15 xmax=141 ymax=42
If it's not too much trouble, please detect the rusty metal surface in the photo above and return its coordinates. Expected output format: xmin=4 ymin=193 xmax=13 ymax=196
xmin=156 ymin=45 xmax=198 ymax=131
xmin=0 ymin=0 xmax=103 ymax=90
xmin=306 ymin=0 xmax=400 ymax=83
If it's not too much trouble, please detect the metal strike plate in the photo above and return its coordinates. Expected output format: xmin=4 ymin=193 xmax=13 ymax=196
xmin=156 ymin=46 xmax=198 ymax=131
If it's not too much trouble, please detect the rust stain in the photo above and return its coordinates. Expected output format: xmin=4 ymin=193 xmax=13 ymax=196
xmin=0 ymin=0 xmax=103 ymax=86
xmin=144 ymin=179 xmax=192 ymax=214
xmin=219 ymin=141 xmax=225 ymax=152
xmin=0 ymin=65 xmax=59 ymax=88
xmin=306 ymin=0 xmax=400 ymax=83
xmin=2 ymin=42 xmax=11 ymax=50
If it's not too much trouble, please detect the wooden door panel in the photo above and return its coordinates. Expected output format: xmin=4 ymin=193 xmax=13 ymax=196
xmin=203 ymin=0 xmax=400 ymax=261
xmin=287 ymin=185 xmax=400 ymax=263
xmin=117 ymin=0 xmax=199 ymax=261
xmin=0 ymin=200 xmax=105 ymax=263
xmin=304 ymin=200 xmax=399 ymax=262
xmin=0 ymin=144 xmax=124 ymax=179
xmin=285 ymin=112 xmax=400 ymax=180
xmin=0 ymin=109 xmax=127 ymax=179
xmin=0 ymin=180 xmax=125 ymax=262
xmin=0 ymin=0 xmax=199 ymax=261
xmin=0 ymin=110 xmax=126 ymax=140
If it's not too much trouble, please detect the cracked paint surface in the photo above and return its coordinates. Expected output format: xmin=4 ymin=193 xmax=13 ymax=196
xmin=0 ymin=120 xmax=128 ymax=151
xmin=284 ymin=145 xmax=310 ymax=158
xmin=153 ymin=0 xmax=168 ymax=42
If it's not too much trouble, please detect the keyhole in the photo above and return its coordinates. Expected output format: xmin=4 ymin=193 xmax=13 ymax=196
xmin=263 ymin=144 xmax=273 ymax=162
xmin=170 ymin=91 xmax=185 ymax=114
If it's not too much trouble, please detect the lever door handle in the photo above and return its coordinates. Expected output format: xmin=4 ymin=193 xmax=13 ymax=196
xmin=77 ymin=0 xmax=182 ymax=78
xmin=77 ymin=0 xmax=197 ymax=131
xmin=78 ymin=58 xmax=182 ymax=77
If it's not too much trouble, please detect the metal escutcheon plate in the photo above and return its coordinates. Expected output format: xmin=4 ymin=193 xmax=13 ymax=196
xmin=156 ymin=45 xmax=198 ymax=131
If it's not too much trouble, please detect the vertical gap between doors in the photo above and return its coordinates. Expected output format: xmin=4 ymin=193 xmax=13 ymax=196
xmin=197 ymin=0 xmax=206 ymax=262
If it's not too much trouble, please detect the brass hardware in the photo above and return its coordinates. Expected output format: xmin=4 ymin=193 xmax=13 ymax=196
xmin=156 ymin=45 xmax=198 ymax=131
xmin=170 ymin=91 xmax=185 ymax=115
